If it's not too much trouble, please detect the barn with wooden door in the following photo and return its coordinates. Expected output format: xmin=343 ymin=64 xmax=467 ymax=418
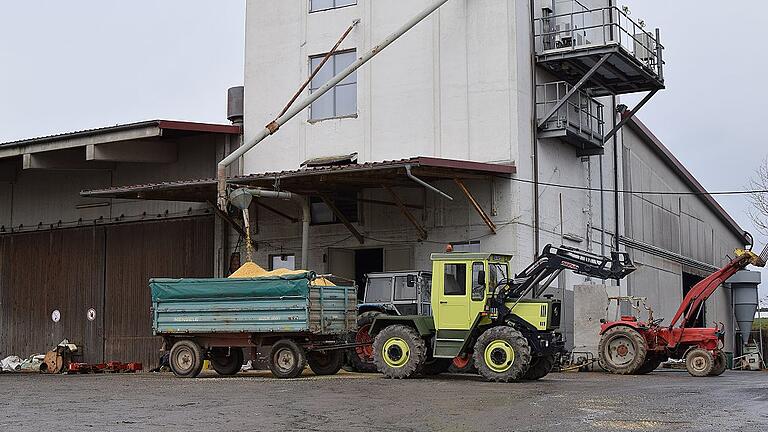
xmin=0 ymin=120 xmax=240 ymax=368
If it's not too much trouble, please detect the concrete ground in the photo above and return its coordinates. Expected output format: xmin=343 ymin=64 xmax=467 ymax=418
xmin=1 ymin=369 xmax=766 ymax=431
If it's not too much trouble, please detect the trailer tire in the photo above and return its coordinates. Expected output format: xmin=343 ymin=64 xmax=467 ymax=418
xmin=598 ymin=326 xmax=647 ymax=375
xmin=474 ymin=326 xmax=532 ymax=382
xmin=269 ymin=339 xmax=307 ymax=379
xmin=169 ymin=339 xmax=204 ymax=378
xmin=709 ymin=351 xmax=727 ymax=376
xmin=210 ymin=348 xmax=244 ymax=376
xmin=524 ymin=354 xmax=555 ymax=380
xmin=686 ymin=348 xmax=714 ymax=377
xmin=308 ymin=350 xmax=344 ymax=376
xmin=350 ymin=311 xmax=383 ymax=373
xmin=373 ymin=325 xmax=426 ymax=379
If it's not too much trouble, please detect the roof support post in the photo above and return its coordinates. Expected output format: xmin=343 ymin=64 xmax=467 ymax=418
xmin=454 ymin=179 xmax=497 ymax=234
xmin=319 ymin=194 xmax=365 ymax=245
xmin=537 ymin=53 xmax=612 ymax=129
xmin=383 ymin=186 xmax=428 ymax=240
xmin=603 ymin=89 xmax=660 ymax=142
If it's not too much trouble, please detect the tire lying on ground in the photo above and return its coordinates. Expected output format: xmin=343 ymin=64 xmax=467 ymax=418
xmin=686 ymin=348 xmax=715 ymax=377
xmin=598 ymin=326 xmax=648 ymax=375
xmin=308 ymin=350 xmax=344 ymax=376
xmin=635 ymin=354 xmax=663 ymax=375
xmin=524 ymin=354 xmax=555 ymax=380
xmin=350 ymin=311 xmax=382 ymax=373
xmin=269 ymin=339 xmax=307 ymax=379
xmin=709 ymin=350 xmax=727 ymax=376
xmin=210 ymin=348 xmax=244 ymax=376
xmin=473 ymin=326 xmax=531 ymax=382
xmin=373 ymin=325 xmax=426 ymax=379
xmin=169 ymin=339 xmax=205 ymax=378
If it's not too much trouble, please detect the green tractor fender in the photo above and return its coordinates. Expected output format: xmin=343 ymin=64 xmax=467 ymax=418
xmin=369 ymin=315 xmax=436 ymax=337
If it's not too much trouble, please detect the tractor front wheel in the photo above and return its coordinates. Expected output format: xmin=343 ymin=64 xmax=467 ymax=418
xmin=373 ymin=325 xmax=426 ymax=379
xmin=709 ymin=351 xmax=727 ymax=376
xmin=524 ymin=354 xmax=556 ymax=380
xmin=686 ymin=348 xmax=715 ymax=377
xmin=598 ymin=326 xmax=648 ymax=375
xmin=473 ymin=326 xmax=531 ymax=382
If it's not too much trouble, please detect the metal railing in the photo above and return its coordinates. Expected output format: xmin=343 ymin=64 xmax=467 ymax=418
xmin=534 ymin=5 xmax=663 ymax=77
xmin=536 ymin=81 xmax=604 ymax=143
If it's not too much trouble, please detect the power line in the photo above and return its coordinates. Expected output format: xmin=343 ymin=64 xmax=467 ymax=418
xmin=494 ymin=175 xmax=768 ymax=197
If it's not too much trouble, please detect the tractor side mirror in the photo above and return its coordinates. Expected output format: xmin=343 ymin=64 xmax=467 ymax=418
xmin=406 ymin=274 xmax=416 ymax=287
xmin=476 ymin=270 xmax=486 ymax=287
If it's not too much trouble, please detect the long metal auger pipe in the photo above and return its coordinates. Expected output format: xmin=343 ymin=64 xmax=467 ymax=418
xmin=216 ymin=0 xmax=454 ymax=210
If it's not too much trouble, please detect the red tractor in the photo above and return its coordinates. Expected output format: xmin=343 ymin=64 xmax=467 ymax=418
xmin=599 ymin=242 xmax=767 ymax=377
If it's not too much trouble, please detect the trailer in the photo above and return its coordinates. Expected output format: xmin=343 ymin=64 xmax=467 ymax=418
xmin=151 ymin=272 xmax=357 ymax=378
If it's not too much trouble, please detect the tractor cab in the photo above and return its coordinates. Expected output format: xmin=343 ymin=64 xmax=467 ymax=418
xmin=359 ymin=271 xmax=432 ymax=316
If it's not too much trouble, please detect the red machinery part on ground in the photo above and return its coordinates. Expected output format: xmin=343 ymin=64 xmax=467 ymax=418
xmin=67 ymin=362 xmax=143 ymax=374
xmin=598 ymin=243 xmax=768 ymax=377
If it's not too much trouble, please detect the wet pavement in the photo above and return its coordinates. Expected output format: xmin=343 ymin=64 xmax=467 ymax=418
xmin=1 ymin=369 xmax=766 ymax=431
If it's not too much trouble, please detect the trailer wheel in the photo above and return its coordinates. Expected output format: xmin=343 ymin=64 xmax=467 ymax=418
xmin=598 ymin=326 xmax=647 ymax=375
xmin=210 ymin=348 xmax=244 ymax=376
xmin=350 ymin=311 xmax=382 ymax=373
xmin=308 ymin=350 xmax=344 ymax=376
xmin=709 ymin=351 xmax=727 ymax=376
xmin=269 ymin=339 xmax=307 ymax=379
xmin=686 ymin=348 xmax=714 ymax=377
xmin=524 ymin=354 xmax=556 ymax=380
xmin=373 ymin=325 xmax=426 ymax=379
xmin=473 ymin=326 xmax=531 ymax=382
xmin=169 ymin=339 xmax=204 ymax=378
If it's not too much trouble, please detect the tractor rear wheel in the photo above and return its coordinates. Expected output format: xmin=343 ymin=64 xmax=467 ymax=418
xmin=308 ymin=350 xmax=344 ymax=376
xmin=473 ymin=326 xmax=531 ymax=382
xmin=373 ymin=325 xmax=427 ymax=379
xmin=350 ymin=311 xmax=382 ymax=373
xmin=686 ymin=348 xmax=714 ymax=377
xmin=709 ymin=351 xmax=727 ymax=376
xmin=210 ymin=348 xmax=244 ymax=376
xmin=598 ymin=326 xmax=648 ymax=375
xmin=524 ymin=354 xmax=556 ymax=380
xmin=268 ymin=339 xmax=307 ymax=379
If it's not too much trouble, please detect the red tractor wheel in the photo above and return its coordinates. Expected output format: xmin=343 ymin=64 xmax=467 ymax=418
xmin=598 ymin=326 xmax=648 ymax=375
xmin=350 ymin=311 xmax=381 ymax=373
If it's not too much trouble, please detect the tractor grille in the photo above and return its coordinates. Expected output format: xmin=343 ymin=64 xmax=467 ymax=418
xmin=550 ymin=301 xmax=562 ymax=328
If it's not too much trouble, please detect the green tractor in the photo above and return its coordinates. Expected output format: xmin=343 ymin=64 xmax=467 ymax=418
xmin=369 ymin=245 xmax=636 ymax=382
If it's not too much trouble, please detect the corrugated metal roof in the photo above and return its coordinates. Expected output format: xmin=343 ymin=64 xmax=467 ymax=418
xmin=0 ymin=120 xmax=240 ymax=149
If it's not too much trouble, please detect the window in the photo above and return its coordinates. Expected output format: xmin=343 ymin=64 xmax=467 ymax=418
xmin=310 ymin=194 xmax=358 ymax=225
xmin=310 ymin=50 xmax=357 ymax=120
xmin=471 ymin=262 xmax=485 ymax=302
xmin=365 ymin=277 xmax=392 ymax=303
xmin=443 ymin=264 xmax=467 ymax=296
xmin=270 ymin=254 xmax=296 ymax=271
xmin=394 ymin=276 xmax=417 ymax=301
xmin=310 ymin=0 xmax=356 ymax=13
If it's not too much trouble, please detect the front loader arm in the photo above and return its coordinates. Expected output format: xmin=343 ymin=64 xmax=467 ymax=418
xmin=670 ymin=245 xmax=767 ymax=329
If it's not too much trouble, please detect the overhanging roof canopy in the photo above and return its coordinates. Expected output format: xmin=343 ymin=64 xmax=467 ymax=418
xmin=80 ymin=157 xmax=517 ymax=202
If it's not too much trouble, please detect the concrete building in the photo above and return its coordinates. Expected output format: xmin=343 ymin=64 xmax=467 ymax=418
xmin=7 ymin=0 xmax=751 ymax=362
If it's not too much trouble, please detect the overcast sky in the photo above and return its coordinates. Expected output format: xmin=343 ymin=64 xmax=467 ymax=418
xmin=0 ymin=1 xmax=766 ymax=301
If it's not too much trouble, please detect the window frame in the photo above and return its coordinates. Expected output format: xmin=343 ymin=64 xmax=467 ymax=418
xmin=309 ymin=49 xmax=358 ymax=121
xmin=269 ymin=254 xmax=296 ymax=271
xmin=309 ymin=0 xmax=357 ymax=13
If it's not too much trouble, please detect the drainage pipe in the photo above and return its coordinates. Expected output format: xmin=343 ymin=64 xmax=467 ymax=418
xmin=216 ymin=0 xmax=454 ymax=210
xmin=240 ymin=188 xmax=311 ymax=270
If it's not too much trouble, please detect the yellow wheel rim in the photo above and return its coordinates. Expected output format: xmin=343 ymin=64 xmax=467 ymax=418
xmin=382 ymin=338 xmax=410 ymax=368
xmin=484 ymin=340 xmax=515 ymax=373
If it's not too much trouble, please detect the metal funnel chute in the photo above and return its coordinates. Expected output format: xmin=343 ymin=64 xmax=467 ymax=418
xmin=728 ymin=270 xmax=762 ymax=344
